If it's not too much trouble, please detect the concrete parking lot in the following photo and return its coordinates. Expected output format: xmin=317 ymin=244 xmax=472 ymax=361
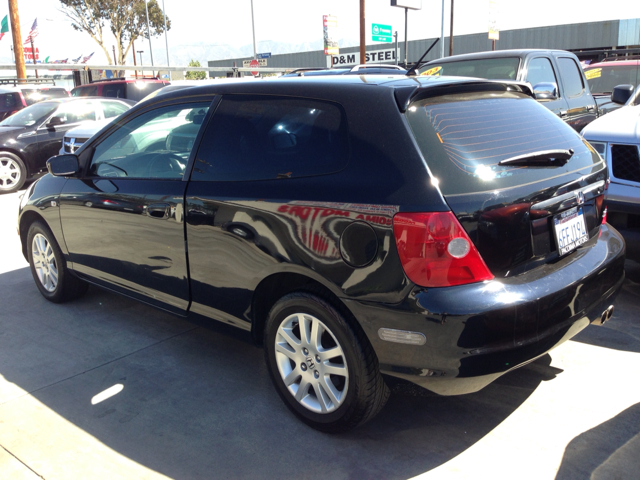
xmin=1 ymin=187 xmax=639 ymax=479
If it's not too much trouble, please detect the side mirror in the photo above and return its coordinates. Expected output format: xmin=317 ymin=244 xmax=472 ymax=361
xmin=46 ymin=116 xmax=65 ymax=128
xmin=533 ymin=82 xmax=558 ymax=101
xmin=47 ymin=154 xmax=79 ymax=177
xmin=611 ymin=84 xmax=634 ymax=105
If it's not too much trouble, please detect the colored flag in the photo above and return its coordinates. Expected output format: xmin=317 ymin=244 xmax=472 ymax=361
xmin=24 ymin=18 xmax=38 ymax=44
xmin=44 ymin=56 xmax=50 ymax=63
xmin=80 ymin=52 xmax=94 ymax=64
xmin=0 ymin=15 xmax=8 ymax=41
xmin=72 ymin=54 xmax=82 ymax=63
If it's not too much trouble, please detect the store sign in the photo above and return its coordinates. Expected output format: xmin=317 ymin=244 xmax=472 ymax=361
xmin=323 ymin=15 xmax=339 ymax=55
xmin=326 ymin=48 xmax=400 ymax=68
xmin=24 ymin=47 xmax=39 ymax=61
xmin=488 ymin=0 xmax=499 ymax=40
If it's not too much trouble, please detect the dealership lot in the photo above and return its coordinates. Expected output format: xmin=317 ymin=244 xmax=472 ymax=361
xmin=1 ymin=189 xmax=639 ymax=479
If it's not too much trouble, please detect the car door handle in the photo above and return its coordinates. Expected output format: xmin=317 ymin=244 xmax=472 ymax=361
xmin=559 ymin=110 xmax=568 ymax=117
xmin=147 ymin=203 xmax=171 ymax=219
xmin=587 ymin=105 xmax=595 ymax=112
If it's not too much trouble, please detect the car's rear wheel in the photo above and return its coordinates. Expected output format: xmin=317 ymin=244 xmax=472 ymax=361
xmin=0 ymin=152 xmax=26 ymax=194
xmin=27 ymin=221 xmax=88 ymax=303
xmin=264 ymin=292 xmax=389 ymax=433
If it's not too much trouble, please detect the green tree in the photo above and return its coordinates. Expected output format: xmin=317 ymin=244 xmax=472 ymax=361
xmin=59 ymin=0 xmax=170 ymax=66
xmin=185 ymin=59 xmax=207 ymax=80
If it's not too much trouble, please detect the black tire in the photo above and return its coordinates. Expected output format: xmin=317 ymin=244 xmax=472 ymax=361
xmin=27 ymin=221 xmax=88 ymax=303
xmin=264 ymin=292 xmax=389 ymax=433
xmin=0 ymin=151 xmax=26 ymax=194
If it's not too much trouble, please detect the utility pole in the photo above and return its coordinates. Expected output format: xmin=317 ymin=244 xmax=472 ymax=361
xmin=8 ymin=0 xmax=26 ymax=81
xmin=359 ymin=0 xmax=365 ymax=64
xmin=30 ymin=37 xmax=38 ymax=78
xmin=449 ymin=0 xmax=454 ymax=57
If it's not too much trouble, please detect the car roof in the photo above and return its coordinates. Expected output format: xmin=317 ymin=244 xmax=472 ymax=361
xmin=139 ymin=75 xmax=533 ymax=112
xmin=585 ymin=60 xmax=640 ymax=68
xmin=424 ymin=49 xmax=575 ymax=65
xmin=31 ymin=96 xmax=136 ymax=106
xmin=74 ymin=78 xmax=166 ymax=87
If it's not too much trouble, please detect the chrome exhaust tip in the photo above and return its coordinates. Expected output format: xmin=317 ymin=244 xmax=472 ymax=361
xmin=598 ymin=305 xmax=615 ymax=325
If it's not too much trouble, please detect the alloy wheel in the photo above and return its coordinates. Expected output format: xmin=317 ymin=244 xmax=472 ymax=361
xmin=0 ymin=157 xmax=21 ymax=191
xmin=274 ymin=312 xmax=349 ymax=414
xmin=32 ymin=233 xmax=58 ymax=292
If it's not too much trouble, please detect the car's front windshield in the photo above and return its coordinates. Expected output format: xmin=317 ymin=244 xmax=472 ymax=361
xmin=0 ymin=102 xmax=57 ymax=127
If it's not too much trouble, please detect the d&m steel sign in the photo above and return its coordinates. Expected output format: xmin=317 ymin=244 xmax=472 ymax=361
xmin=326 ymin=48 xmax=400 ymax=68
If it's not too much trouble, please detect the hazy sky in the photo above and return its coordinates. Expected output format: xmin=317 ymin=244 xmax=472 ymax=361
xmin=2 ymin=0 xmax=639 ymax=65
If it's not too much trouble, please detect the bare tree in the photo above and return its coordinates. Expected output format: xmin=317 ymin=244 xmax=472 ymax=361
xmin=59 ymin=0 xmax=170 ymax=65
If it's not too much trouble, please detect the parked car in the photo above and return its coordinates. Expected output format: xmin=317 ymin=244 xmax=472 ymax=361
xmin=18 ymin=76 xmax=624 ymax=432
xmin=0 ymin=97 xmax=133 ymax=193
xmin=0 ymin=85 xmax=69 ymax=122
xmin=583 ymin=59 xmax=640 ymax=115
xmin=71 ymin=77 xmax=169 ymax=102
xmin=421 ymin=49 xmax=600 ymax=131
xmin=582 ymin=103 xmax=640 ymax=261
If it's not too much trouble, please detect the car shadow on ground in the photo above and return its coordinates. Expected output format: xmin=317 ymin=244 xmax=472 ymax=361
xmin=555 ymin=402 xmax=640 ymax=479
xmin=0 ymin=267 xmax=576 ymax=479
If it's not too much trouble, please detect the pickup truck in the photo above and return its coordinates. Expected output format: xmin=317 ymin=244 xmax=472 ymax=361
xmin=421 ymin=49 xmax=599 ymax=132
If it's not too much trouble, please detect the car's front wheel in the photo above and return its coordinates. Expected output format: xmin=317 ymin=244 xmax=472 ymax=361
xmin=264 ymin=292 xmax=389 ymax=433
xmin=0 ymin=152 xmax=26 ymax=194
xmin=27 ymin=221 xmax=88 ymax=303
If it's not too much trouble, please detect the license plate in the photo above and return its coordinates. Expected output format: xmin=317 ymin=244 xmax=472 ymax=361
xmin=553 ymin=206 xmax=589 ymax=256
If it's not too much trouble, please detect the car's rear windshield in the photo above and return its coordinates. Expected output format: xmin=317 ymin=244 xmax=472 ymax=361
xmin=420 ymin=57 xmax=520 ymax=80
xmin=585 ymin=64 xmax=640 ymax=94
xmin=405 ymin=91 xmax=601 ymax=196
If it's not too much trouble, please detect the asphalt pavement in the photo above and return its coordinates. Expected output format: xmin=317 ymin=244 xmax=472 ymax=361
xmin=1 ymin=188 xmax=639 ymax=479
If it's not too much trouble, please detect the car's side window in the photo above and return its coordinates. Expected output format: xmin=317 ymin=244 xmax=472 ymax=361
xmin=89 ymin=102 xmax=210 ymax=180
xmin=557 ymin=57 xmax=585 ymax=98
xmin=191 ymin=95 xmax=348 ymax=182
xmin=526 ymin=57 xmax=558 ymax=88
xmin=101 ymin=101 xmax=129 ymax=119
xmin=52 ymin=101 xmax=97 ymax=124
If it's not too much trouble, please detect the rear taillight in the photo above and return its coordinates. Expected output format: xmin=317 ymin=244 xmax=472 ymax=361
xmin=392 ymin=212 xmax=494 ymax=288
xmin=602 ymin=207 xmax=607 ymax=225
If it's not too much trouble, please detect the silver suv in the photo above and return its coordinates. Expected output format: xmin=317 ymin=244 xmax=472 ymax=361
xmin=582 ymin=93 xmax=640 ymax=260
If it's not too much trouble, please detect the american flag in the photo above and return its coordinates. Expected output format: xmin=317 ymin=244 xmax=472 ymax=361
xmin=24 ymin=18 xmax=38 ymax=44
xmin=72 ymin=54 xmax=82 ymax=63
xmin=80 ymin=52 xmax=94 ymax=64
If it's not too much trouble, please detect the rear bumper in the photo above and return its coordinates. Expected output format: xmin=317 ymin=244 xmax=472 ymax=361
xmin=346 ymin=224 xmax=626 ymax=395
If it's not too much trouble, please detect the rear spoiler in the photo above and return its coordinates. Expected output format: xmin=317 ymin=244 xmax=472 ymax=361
xmin=394 ymin=80 xmax=534 ymax=112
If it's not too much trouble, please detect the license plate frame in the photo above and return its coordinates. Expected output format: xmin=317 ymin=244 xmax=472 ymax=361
xmin=553 ymin=206 xmax=589 ymax=256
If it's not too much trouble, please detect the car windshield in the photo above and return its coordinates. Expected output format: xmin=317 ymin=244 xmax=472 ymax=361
xmin=420 ymin=57 xmax=520 ymax=80
xmin=0 ymin=102 xmax=57 ymax=127
xmin=585 ymin=64 xmax=640 ymax=94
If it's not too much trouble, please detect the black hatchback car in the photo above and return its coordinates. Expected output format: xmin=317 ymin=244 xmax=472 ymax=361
xmin=0 ymin=97 xmax=132 ymax=193
xmin=18 ymin=76 xmax=625 ymax=432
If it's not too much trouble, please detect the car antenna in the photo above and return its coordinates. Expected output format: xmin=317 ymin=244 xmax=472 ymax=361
xmin=405 ymin=38 xmax=440 ymax=77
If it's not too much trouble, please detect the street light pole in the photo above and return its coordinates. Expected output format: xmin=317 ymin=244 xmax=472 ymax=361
xmin=137 ymin=50 xmax=144 ymax=76
xmin=359 ymin=0 xmax=365 ymax=65
xmin=250 ymin=0 xmax=257 ymax=59
xmin=144 ymin=0 xmax=154 ymax=75
xmin=440 ymin=0 xmax=444 ymax=58
xmin=404 ymin=7 xmax=408 ymax=66
xmin=162 ymin=0 xmax=169 ymax=67
xmin=449 ymin=0 xmax=454 ymax=57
